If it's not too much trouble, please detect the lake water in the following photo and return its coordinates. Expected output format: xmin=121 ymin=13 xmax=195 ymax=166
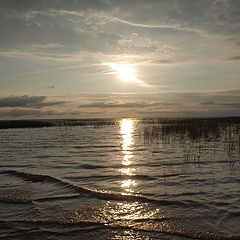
xmin=0 ymin=118 xmax=239 ymax=240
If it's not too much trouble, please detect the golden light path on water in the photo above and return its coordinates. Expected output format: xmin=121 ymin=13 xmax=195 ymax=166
xmin=119 ymin=119 xmax=137 ymax=193
xmin=98 ymin=119 xmax=164 ymax=238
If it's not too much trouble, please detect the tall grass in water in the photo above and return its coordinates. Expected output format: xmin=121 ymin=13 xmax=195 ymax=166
xmin=142 ymin=117 xmax=240 ymax=170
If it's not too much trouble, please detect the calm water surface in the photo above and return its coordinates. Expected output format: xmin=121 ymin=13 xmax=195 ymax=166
xmin=0 ymin=119 xmax=239 ymax=240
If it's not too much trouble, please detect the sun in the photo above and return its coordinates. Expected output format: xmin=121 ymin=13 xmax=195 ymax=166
xmin=115 ymin=65 xmax=136 ymax=83
xmin=105 ymin=62 xmax=151 ymax=87
xmin=107 ymin=63 xmax=137 ymax=83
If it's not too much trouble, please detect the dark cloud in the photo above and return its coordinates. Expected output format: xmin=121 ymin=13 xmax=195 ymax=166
xmin=79 ymin=100 xmax=183 ymax=109
xmin=200 ymin=101 xmax=215 ymax=105
xmin=222 ymin=103 xmax=240 ymax=109
xmin=0 ymin=95 xmax=65 ymax=108
xmin=0 ymin=109 xmax=64 ymax=118
xmin=79 ymin=101 xmax=158 ymax=108
xmin=227 ymin=56 xmax=240 ymax=61
xmin=43 ymin=85 xmax=55 ymax=89
xmin=77 ymin=90 xmax=240 ymax=114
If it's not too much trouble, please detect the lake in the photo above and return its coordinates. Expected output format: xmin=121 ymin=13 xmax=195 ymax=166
xmin=0 ymin=118 xmax=239 ymax=240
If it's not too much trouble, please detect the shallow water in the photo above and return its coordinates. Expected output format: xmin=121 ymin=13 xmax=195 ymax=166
xmin=0 ymin=119 xmax=239 ymax=239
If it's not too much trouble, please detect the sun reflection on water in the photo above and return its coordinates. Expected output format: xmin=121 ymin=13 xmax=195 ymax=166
xmin=119 ymin=119 xmax=137 ymax=192
xmin=120 ymin=119 xmax=134 ymax=149
xmin=97 ymin=119 xmax=164 ymax=239
xmin=120 ymin=168 xmax=136 ymax=176
xmin=121 ymin=179 xmax=137 ymax=193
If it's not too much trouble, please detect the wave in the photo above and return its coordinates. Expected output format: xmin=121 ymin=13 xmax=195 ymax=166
xmin=77 ymin=162 xmax=151 ymax=170
xmin=0 ymin=170 xmax=147 ymax=203
xmin=77 ymin=164 xmax=110 ymax=169
xmin=65 ymin=174 xmax=156 ymax=181
xmin=0 ymin=190 xmax=32 ymax=204
xmin=0 ymin=170 xmax=230 ymax=213
xmin=73 ymin=145 xmax=119 ymax=149
xmin=1 ymin=170 xmax=239 ymax=239
xmin=0 ymin=219 xmax=239 ymax=240
xmin=0 ymin=170 xmax=188 ymax=207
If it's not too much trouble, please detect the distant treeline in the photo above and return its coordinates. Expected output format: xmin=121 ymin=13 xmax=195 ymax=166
xmin=0 ymin=117 xmax=240 ymax=129
xmin=0 ymin=119 xmax=117 ymax=129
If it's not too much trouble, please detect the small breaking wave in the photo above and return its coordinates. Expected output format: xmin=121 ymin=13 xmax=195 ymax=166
xmin=0 ymin=218 xmax=239 ymax=240
xmin=65 ymin=174 xmax=156 ymax=181
xmin=73 ymin=145 xmax=119 ymax=149
xmin=0 ymin=190 xmax=32 ymax=204
xmin=0 ymin=170 xmax=148 ymax=203
xmin=0 ymin=170 xmax=188 ymax=207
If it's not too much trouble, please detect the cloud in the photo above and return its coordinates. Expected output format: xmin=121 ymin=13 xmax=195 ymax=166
xmin=222 ymin=103 xmax=240 ymax=109
xmin=1 ymin=0 xmax=238 ymax=63
xmin=43 ymin=85 xmax=55 ymax=89
xmin=110 ymin=0 xmax=240 ymax=37
xmin=1 ymin=89 xmax=240 ymax=118
xmin=0 ymin=0 xmax=110 ymax=14
xmin=0 ymin=1 xmax=123 ymax=60
xmin=0 ymin=95 xmax=65 ymax=108
xmin=0 ymin=1 xmax=239 ymax=119
xmin=76 ymin=89 xmax=240 ymax=111
xmin=79 ymin=101 xmax=158 ymax=108
xmin=200 ymin=101 xmax=215 ymax=105
xmin=0 ymin=108 xmax=108 ymax=118
xmin=150 ymin=59 xmax=175 ymax=65
xmin=0 ymin=109 xmax=64 ymax=118
xmin=227 ymin=56 xmax=240 ymax=61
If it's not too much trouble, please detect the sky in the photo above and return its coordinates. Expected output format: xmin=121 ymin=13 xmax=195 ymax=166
xmin=0 ymin=0 xmax=240 ymax=119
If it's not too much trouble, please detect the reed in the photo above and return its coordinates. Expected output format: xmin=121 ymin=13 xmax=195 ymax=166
xmin=141 ymin=117 xmax=240 ymax=169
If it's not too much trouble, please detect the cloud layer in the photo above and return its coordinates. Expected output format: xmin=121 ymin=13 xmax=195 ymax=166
xmin=0 ymin=88 xmax=240 ymax=118
xmin=1 ymin=0 xmax=239 ymax=61
xmin=0 ymin=95 xmax=65 ymax=108
xmin=0 ymin=0 xmax=239 ymax=118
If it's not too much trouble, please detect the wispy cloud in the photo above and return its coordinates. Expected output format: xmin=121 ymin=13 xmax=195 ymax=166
xmin=0 ymin=95 xmax=65 ymax=108
xmin=43 ymin=85 xmax=55 ymax=89
xmin=79 ymin=101 xmax=158 ymax=108
xmin=0 ymin=1 xmax=239 ymax=118
xmin=227 ymin=56 xmax=240 ymax=61
xmin=0 ymin=109 xmax=64 ymax=118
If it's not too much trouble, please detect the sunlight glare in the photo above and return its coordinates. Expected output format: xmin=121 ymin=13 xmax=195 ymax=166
xmin=121 ymin=179 xmax=137 ymax=192
xmin=120 ymin=168 xmax=136 ymax=176
xmin=120 ymin=119 xmax=134 ymax=151
xmin=117 ymin=65 xmax=135 ymax=83
xmin=106 ymin=63 xmax=150 ymax=87
xmin=119 ymin=119 xmax=137 ymax=192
